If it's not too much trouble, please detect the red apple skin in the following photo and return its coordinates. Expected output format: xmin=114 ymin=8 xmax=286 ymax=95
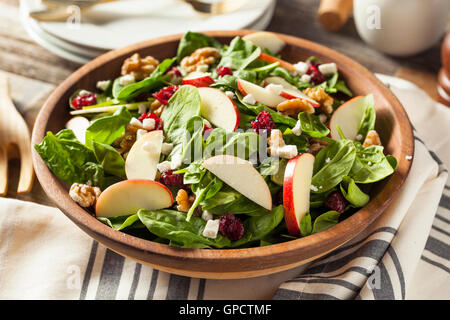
xmin=259 ymin=53 xmax=296 ymax=73
xmin=236 ymin=79 xmax=248 ymax=96
xmin=279 ymin=91 xmax=320 ymax=108
xmin=228 ymin=97 xmax=241 ymax=132
xmin=182 ymin=75 xmax=215 ymax=87
xmin=283 ymin=153 xmax=314 ymax=236
xmin=95 ymin=179 xmax=174 ymax=217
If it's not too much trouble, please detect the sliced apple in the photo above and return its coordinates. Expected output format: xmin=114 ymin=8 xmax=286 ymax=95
xmin=264 ymin=76 xmax=302 ymax=93
xmin=283 ymin=153 xmax=315 ymax=235
xmin=95 ymin=179 xmax=173 ymax=218
xmin=329 ymin=96 xmax=367 ymax=140
xmin=242 ymin=31 xmax=286 ymax=54
xmin=237 ymin=79 xmax=286 ymax=108
xmin=202 ymin=155 xmax=272 ymax=210
xmin=182 ymin=72 xmax=215 ymax=87
xmin=65 ymin=116 xmax=90 ymax=144
xmin=258 ymin=53 xmax=296 ymax=73
xmin=198 ymin=87 xmax=240 ymax=132
xmin=125 ymin=130 xmax=163 ymax=180
xmin=280 ymin=89 xmax=320 ymax=108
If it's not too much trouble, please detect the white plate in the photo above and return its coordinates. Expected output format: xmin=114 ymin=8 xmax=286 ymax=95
xmin=24 ymin=0 xmax=274 ymax=51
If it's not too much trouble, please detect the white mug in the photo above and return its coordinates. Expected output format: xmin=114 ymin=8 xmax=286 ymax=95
xmin=353 ymin=0 xmax=450 ymax=56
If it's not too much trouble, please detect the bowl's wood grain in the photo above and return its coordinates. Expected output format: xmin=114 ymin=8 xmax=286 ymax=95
xmin=31 ymin=30 xmax=414 ymax=279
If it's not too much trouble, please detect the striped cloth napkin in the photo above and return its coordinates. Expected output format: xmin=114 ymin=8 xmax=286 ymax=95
xmin=0 ymin=74 xmax=448 ymax=300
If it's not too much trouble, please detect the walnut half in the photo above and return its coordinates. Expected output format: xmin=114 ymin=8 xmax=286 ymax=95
xmin=69 ymin=183 xmax=101 ymax=208
xmin=176 ymin=189 xmax=195 ymax=212
xmin=303 ymin=87 xmax=334 ymax=114
xmin=121 ymin=53 xmax=159 ymax=81
xmin=362 ymin=130 xmax=382 ymax=148
xmin=180 ymin=47 xmax=221 ymax=73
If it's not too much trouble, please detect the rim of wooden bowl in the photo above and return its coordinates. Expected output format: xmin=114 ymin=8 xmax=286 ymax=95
xmin=31 ymin=30 xmax=414 ymax=276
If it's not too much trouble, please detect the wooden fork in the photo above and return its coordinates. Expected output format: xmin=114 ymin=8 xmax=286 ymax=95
xmin=0 ymin=77 xmax=34 ymax=196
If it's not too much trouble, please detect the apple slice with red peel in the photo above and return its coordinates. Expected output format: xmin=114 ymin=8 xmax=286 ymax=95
xmin=198 ymin=87 xmax=240 ymax=132
xmin=95 ymin=179 xmax=173 ymax=218
xmin=264 ymin=76 xmax=301 ymax=93
xmin=237 ymin=79 xmax=286 ymax=108
xmin=280 ymin=89 xmax=320 ymax=108
xmin=125 ymin=130 xmax=163 ymax=181
xmin=258 ymin=53 xmax=296 ymax=73
xmin=182 ymin=72 xmax=215 ymax=87
xmin=283 ymin=153 xmax=315 ymax=235
xmin=329 ymin=96 xmax=367 ymax=140
xmin=242 ymin=31 xmax=286 ymax=54
xmin=202 ymin=155 xmax=272 ymax=210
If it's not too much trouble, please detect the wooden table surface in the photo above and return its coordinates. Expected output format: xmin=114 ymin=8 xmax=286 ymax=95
xmin=0 ymin=0 xmax=448 ymax=205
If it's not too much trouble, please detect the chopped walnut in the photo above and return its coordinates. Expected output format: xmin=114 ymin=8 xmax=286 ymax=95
xmin=112 ymin=124 xmax=139 ymax=156
xmin=176 ymin=189 xmax=195 ymax=212
xmin=308 ymin=138 xmax=329 ymax=156
xmin=362 ymin=130 xmax=382 ymax=148
xmin=303 ymin=87 xmax=334 ymax=114
xmin=180 ymin=47 xmax=221 ymax=73
xmin=149 ymin=99 xmax=165 ymax=117
xmin=267 ymin=129 xmax=285 ymax=156
xmin=69 ymin=183 xmax=101 ymax=207
xmin=121 ymin=53 xmax=159 ymax=81
xmin=276 ymin=98 xmax=315 ymax=117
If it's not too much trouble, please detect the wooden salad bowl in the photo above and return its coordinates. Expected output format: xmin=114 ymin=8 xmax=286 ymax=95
xmin=31 ymin=30 xmax=414 ymax=279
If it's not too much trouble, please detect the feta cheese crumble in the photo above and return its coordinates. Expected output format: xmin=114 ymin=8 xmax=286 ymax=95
xmin=202 ymin=219 xmax=220 ymax=239
xmin=96 ymin=80 xmax=110 ymax=91
xmin=156 ymin=161 xmax=171 ymax=173
xmin=225 ymin=91 xmax=235 ymax=99
xmin=300 ymin=74 xmax=311 ymax=83
xmin=291 ymin=120 xmax=302 ymax=136
xmin=325 ymin=157 xmax=331 ymax=163
xmin=78 ymin=90 xmax=90 ymax=96
xmin=130 ymin=117 xmax=143 ymax=128
xmin=142 ymin=118 xmax=156 ymax=131
xmin=242 ymin=93 xmax=256 ymax=105
xmin=310 ymin=185 xmax=319 ymax=192
xmin=201 ymin=210 xmax=214 ymax=222
xmin=355 ymin=134 xmax=363 ymax=141
xmin=276 ymin=145 xmax=298 ymax=159
xmin=161 ymin=143 xmax=174 ymax=156
xmin=293 ymin=61 xmax=308 ymax=75
xmin=265 ymin=83 xmax=284 ymax=96
xmin=170 ymin=153 xmax=183 ymax=170
xmin=318 ymin=63 xmax=337 ymax=76
xmin=405 ymin=155 xmax=413 ymax=160
xmin=119 ymin=74 xmax=135 ymax=86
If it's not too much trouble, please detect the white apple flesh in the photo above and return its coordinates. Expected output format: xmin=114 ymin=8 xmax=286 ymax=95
xmin=95 ymin=179 xmax=173 ymax=218
xmin=283 ymin=153 xmax=315 ymax=235
xmin=202 ymin=155 xmax=272 ymax=210
xmin=264 ymin=76 xmax=302 ymax=93
xmin=125 ymin=130 xmax=163 ymax=181
xmin=242 ymin=31 xmax=286 ymax=54
xmin=182 ymin=72 xmax=215 ymax=87
xmin=65 ymin=116 xmax=90 ymax=144
xmin=198 ymin=87 xmax=240 ymax=132
xmin=279 ymin=89 xmax=320 ymax=108
xmin=237 ymin=79 xmax=286 ymax=108
xmin=329 ymin=96 xmax=366 ymax=140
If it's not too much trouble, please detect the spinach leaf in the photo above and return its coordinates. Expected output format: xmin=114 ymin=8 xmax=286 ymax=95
xmin=298 ymin=112 xmax=330 ymax=138
xmin=176 ymin=31 xmax=222 ymax=62
xmin=92 ymin=141 xmax=126 ymax=179
xmin=340 ymin=176 xmax=370 ymax=207
xmin=335 ymin=80 xmax=353 ymax=97
xmin=210 ymin=75 xmax=238 ymax=91
xmin=356 ymin=94 xmax=376 ymax=141
xmin=187 ymin=171 xmax=223 ymax=221
xmin=85 ymin=106 xmax=132 ymax=149
xmin=34 ymin=129 xmax=105 ymax=187
xmin=116 ymin=58 xmax=175 ymax=100
xmin=311 ymin=139 xmax=356 ymax=192
xmin=312 ymin=211 xmax=340 ymax=233
xmin=97 ymin=214 xmax=145 ymax=230
xmin=283 ymin=128 xmax=309 ymax=153
xmin=218 ymin=36 xmax=261 ymax=70
xmin=231 ymin=205 xmax=285 ymax=247
xmin=300 ymin=212 xmax=313 ymax=237
xmin=181 ymin=116 xmax=205 ymax=164
xmin=137 ymin=209 xmax=231 ymax=248
xmin=349 ymin=144 xmax=395 ymax=184
xmin=161 ymin=85 xmax=201 ymax=145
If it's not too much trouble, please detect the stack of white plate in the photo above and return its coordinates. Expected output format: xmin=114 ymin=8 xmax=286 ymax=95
xmin=20 ymin=0 xmax=276 ymax=64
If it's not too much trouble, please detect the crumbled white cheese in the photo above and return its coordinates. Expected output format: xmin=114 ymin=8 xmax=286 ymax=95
xmin=161 ymin=143 xmax=174 ymax=156
xmin=142 ymin=118 xmax=156 ymax=131
xmin=225 ymin=91 xmax=235 ymax=99
xmin=276 ymin=145 xmax=298 ymax=159
xmin=201 ymin=210 xmax=214 ymax=222
xmin=119 ymin=74 xmax=135 ymax=86
xmin=300 ymin=74 xmax=311 ymax=83
xmin=325 ymin=157 xmax=331 ymax=163
xmin=293 ymin=61 xmax=309 ymax=75
xmin=78 ymin=90 xmax=90 ymax=96
xmin=405 ymin=155 xmax=413 ymax=160
xmin=242 ymin=93 xmax=257 ymax=105
xmin=138 ymin=104 xmax=147 ymax=114
xmin=96 ymin=80 xmax=110 ymax=91
xmin=291 ymin=120 xmax=302 ymax=136
xmin=136 ymin=129 xmax=147 ymax=140
xmin=130 ymin=117 xmax=143 ymax=128
xmin=368 ymin=161 xmax=372 ymax=166
xmin=157 ymin=161 xmax=172 ymax=173
xmin=170 ymin=153 xmax=183 ymax=170
xmin=319 ymin=114 xmax=328 ymax=123
xmin=355 ymin=134 xmax=363 ymax=141
xmin=196 ymin=64 xmax=209 ymax=72
xmin=265 ymin=83 xmax=284 ymax=96
xmin=142 ymin=141 xmax=158 ymax=154
xmin=310 ymin=185 xmax=319 ymax=192
xmin=202 ymin=219 xmax=220 ymax=239
xmin=319 ymin=186 xmax=323 ymax=189
xmin=318 ymin=63 xmax=337 ymax=76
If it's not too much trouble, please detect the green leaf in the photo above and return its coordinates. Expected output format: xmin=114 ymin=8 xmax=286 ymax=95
xmin=298 ymin=112 xmax=330 ymax=138
xmin=176 ymin=31 xmax=222 ymax=62
xmin=218 ymin=36 xmax=261 ymax=70
xmin=340 ymin=176 xmax=370 ymax=207
xmin=282 ymin=128 xmax=309 ymax=153
xmin=349 ymin=144 xmax=395 ymax=184
xmin=92 ymin=141 xmax=126 ymax=178
xmin=97 ymin=214 xmax=145 ymax=230
xmin=335 ymin=80 xmax=353 ymax=97
xmin=300 ymin=213 xmax=313 ymax=237
xmin=356 ymin=94 xmax=376 ymax=141
xmin=85 ymin=106 xmax=132 ymax=149
xmin=312 ymin=211 xmax=340 ymax=233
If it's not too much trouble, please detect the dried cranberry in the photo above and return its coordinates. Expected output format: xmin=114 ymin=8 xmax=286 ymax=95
xmin=251 ymin=110 xmax=275 ymax=134
xmin=160 ymin=170 xmax=187 ymax=189
xmin=324 ymin=191 xmax=347 ymax=214
xmin=219 ymin=213 xmax=245 ymax=241
xmin=71 ymin=92 xmax=97 ymax=109
xmin=167 ymin=67 xmax=182 ymax=77
xmin=138 ymin=112 xmax=163 ymax=130
xmin=216 ymin=65 xmax=233 ymax=77
xmin=306 ymin=63 xmax=326 ymax=85
xmin=152 ymin=85 xmax=180 ymax=105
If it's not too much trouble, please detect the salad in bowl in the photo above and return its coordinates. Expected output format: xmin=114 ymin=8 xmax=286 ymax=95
xmin=35 ymin=31 xmax=397 ymax=249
